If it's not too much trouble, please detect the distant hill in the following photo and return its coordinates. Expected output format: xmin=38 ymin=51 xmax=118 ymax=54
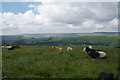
xmin=2 ymin=35 xmax=23 ymax=45
xmin=94 ymin=32 xmax=119 ymax=34
xmin=21 ymin=32 xmax=119 ymax=38
xmin=21 ymin=33 xmax=88 ymax=38
xmin=1 ymin=32 xmax=118 ymax=39
xmin=1 ymin=32 xmax=119 ymax=47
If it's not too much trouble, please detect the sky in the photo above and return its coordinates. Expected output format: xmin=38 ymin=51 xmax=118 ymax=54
xmin=2 ymin=2 xmax=40 ymax=14
xmin=1 ymin=0 xmax=119 ymax=2
xmin=0 ymin=1 xmax=118 ymax=35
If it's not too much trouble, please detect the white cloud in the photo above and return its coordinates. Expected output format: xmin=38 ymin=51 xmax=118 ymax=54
xmin=1 ymin=2 xmax=118 ymax=35
xmin=95 ymin=24 xmax=104 ymax=29
xmin=28 ymin=4 xmax=36 ymax=8
xmin=67 ymin=24 xmax=80 ymax=29
xmin=110 ymin=18 xmax=118 ymax=26
xmin=83 ymin=20 xmax=95 ymax=27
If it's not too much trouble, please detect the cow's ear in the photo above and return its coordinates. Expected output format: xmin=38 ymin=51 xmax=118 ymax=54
xmin=89 ymin=45 xmax=92 ymax=49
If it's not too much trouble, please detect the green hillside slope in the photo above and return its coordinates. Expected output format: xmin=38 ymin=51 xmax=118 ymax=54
xmin=2 ymin=45 xmax=119 ymax=78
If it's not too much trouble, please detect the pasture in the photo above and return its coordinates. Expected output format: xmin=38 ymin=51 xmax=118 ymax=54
xmin=2 ymin=45 xmax=119 ymax=78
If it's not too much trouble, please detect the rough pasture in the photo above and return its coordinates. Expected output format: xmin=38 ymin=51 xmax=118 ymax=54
xmin=2 ymin=45 xmax=119 ymax=78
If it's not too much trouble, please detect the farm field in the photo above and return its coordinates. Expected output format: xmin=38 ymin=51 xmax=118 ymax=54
xmin=2 ymin=45 xmax=119 ymax=78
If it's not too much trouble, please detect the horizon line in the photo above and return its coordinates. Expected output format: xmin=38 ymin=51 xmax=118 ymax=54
xmin=1 ymin=31 xmax=119 ymax=36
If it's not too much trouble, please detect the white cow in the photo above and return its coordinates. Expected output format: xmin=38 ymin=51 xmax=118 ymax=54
xmin=67 ymin=47 xmax=73 ymax=51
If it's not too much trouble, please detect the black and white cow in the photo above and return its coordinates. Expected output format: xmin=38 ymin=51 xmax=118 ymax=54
xmin=83 ymin=45 xmax=107 ymax=59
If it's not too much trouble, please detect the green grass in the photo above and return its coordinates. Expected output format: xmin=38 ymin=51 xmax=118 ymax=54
xmin=2 ymin=45 xmax=119 ymax=78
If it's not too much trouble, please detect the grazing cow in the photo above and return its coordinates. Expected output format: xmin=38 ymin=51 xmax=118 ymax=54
xmin=67 ymin=47 xmax=73 ymax=51
xmin=2 ymin=45 xmax=23 ymax=50
xmin=98 ymin=72 xmax=114 ymax=80
xmin=51 ymin=46 xmax=62 ymax=50
xmin=83 ymin=45 xmax=107 ymax=59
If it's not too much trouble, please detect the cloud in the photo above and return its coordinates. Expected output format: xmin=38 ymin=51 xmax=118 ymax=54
xmin=1 ymin=2 xmax=118 ymax=35
xmin=28 ymin=4 xmax=36 ymax=8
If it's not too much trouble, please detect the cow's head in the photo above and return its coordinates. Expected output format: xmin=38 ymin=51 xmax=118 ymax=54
xmin=83 ymin=45 xmax=92 ymax=52
xmin=88 ymin=45 xmax=92 ymax=49
xmin=52 ymin=46 xmax=54 ymax=49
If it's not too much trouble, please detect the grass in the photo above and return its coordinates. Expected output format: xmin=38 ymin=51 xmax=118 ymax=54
xmin=2 ymin=45 xmax=119 ymax=78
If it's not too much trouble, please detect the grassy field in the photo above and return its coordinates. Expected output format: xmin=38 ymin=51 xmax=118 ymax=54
xmin=2 ymin=45 xmax=119 ymax=78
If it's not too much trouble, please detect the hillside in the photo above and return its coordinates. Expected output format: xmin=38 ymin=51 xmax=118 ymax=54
xmin=1 ymin=32 xmax=119 ymax=48
xmin=2 ymin=45 xmax=119 ymax=78
xmin=94 ymin=32 xmax=119 ymax=34
xmin=2 ymin=35 xmax=23 ymax=45
xmin=21 ymin=33 xmax=82 ymax=38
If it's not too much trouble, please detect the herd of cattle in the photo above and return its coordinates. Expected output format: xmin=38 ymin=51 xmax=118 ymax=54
xmin=51 ymin=45 xmax=107 ymax=59
xmin=2 ymin=45 xmax=107 ymax=59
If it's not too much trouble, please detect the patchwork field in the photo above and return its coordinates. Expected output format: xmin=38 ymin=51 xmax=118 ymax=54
xmin=2 ymin=45 xmax=119 ymax=78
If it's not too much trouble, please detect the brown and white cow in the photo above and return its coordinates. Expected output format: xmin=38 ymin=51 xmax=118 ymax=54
xmin=2 ymin=45 xmax=23 ymax=50
xmin=51 ymin=46 xmax=62 ymax=50
xmin=67 ymin=47 xmax=73 ymax=51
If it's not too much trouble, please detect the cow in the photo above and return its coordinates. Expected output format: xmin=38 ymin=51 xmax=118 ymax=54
xmin=2 ymin=45 xmax=23 ymax=50
xmin=98 ymin=72 xmax=114 ymax=80
xmin=67 ymin=47 xmax=73 ymax=51
xmin=51 ymin=46 xmax=62 ymax=50
xmin=83 ymin=45 xmax=107 ymax=59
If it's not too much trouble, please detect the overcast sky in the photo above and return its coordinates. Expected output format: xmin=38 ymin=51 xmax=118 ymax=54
xmin=1 ymin=1 xmax=118 ymax=35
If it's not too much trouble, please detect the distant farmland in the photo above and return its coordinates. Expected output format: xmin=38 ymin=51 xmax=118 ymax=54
xmin=2 ymin=45 xmax=119 ymax=78
xmin=2 ymin=33 xmax=119 ymax=48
